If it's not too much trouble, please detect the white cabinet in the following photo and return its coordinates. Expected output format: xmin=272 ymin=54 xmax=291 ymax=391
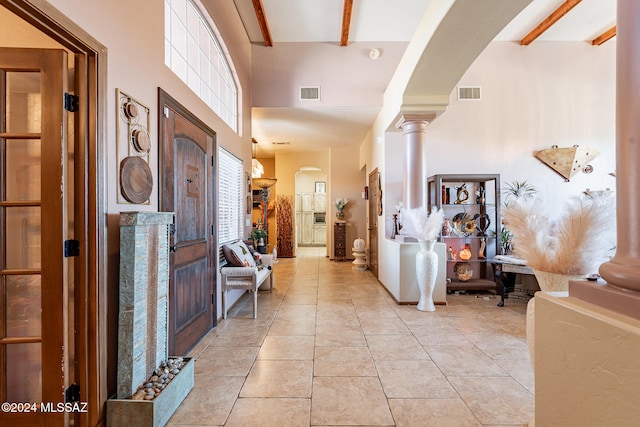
xmin=313 ymin=193 xmax=326 ymax=212
xmin=300 ymin=212 xmax=313 ymax=244
xmin=301 ymin=193 xmax=314 ymax=212
xmin=313 ymin=226 xmax=326 ymax=245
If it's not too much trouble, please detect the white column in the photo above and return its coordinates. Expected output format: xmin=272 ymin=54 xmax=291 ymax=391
xmin=599 ymin=0 xmax=640 ymax=293
xmin=395 ymin=114 xmax=435 ymax=210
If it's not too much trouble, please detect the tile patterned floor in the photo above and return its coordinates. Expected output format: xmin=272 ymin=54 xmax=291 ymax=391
xmin=168 ymin=247 xmax=534 ymax=426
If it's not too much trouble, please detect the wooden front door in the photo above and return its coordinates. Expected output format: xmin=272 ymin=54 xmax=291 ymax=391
xmin=0 ymin=48 xmax=70 ymax=426
xmin=368 ymin=169 xmax=379 ymax=278
xmin=159 ymin=89 xmax=216 ymax=355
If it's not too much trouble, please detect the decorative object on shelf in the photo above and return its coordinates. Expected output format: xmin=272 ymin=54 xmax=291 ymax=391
xmin=534 ymin=144 xmax=600 ymax=181
xmin=454 ymin=183 xmax=469 ymax=204
xmin=459 ymin=243 xmax=472 ymax=260
xmin=441 ymin=185 xmax=450 ymax=204
xmin=478 ymin=238 xmax=486 ymax=259
xmin=253 ymin=177 xmax=278 ymax=244
xmin=452 ymin=212 xmax=478 ymax=237
xmin=391 ymin=214 xmax=399 ymax=239
xmin=475 ymin=213 xmax=491 ymax=236
xmin=276 ymin=195 xmax=294 ymax=258
xmin=352 ymin=238 xmax=367 ymax=271
xmin=335 ymin=197 xmax=348 ymax=220
xmin=447 ymin=246 xmax=456 ymax=261
xmin=453 ymin=261 xmax=473 ymax=281
xmin=475 ymin=187 xmax=486 ymax=205
xmin=399 ymin=206 xmax=444 ymax=312
xmin=442 ymin=218 xmax=452 ymax=237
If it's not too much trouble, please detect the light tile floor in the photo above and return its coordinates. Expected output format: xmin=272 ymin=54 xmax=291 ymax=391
xmin=168 ymin=247 xmax=534 ymax=426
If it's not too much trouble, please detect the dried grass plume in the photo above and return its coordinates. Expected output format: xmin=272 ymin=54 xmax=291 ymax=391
xmin=502 ymin=194 xmax=615 ymax=275
xmin=400 ymin=206 xmax=445 ymax=242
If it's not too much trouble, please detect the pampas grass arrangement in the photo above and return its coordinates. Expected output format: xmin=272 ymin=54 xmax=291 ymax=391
xmin=400 ymin=206 xmax=445 ymax=241
xmin=502 ymin=194 xmax=616 ymax=275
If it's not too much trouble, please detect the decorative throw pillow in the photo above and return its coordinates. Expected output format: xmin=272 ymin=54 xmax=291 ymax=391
xmin=222 ymin=240 xmax=256 ymax=267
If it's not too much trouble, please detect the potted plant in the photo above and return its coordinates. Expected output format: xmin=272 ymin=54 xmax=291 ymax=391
xmin=249 ymin=228 xmax=268 ymax=253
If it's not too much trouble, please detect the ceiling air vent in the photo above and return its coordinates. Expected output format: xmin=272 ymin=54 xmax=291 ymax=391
xmin=300 ymin=86 xmax=320 ymax=100
xmin=458 ymin=86 xmax=481 ymax=101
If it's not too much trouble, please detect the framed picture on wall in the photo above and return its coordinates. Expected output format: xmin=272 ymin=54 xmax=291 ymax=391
xmin=315 ymin=181 xmax=326 ymax=193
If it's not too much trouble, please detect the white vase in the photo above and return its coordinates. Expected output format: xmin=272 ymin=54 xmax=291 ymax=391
xmin=526 ymin=269 xmax=585 ymax=370
xmin=416 ymin=239 xmax=438 ymax=312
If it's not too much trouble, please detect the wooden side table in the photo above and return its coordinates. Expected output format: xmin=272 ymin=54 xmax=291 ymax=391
xmin=334 ymin=221 xmax=346 ymax=261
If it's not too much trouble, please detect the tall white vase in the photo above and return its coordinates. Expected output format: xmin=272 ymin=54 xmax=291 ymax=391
xmin=527 ymin=269 xmax=584 ymax=369
xmin=416 ymin=239 xmax=438 ymax=312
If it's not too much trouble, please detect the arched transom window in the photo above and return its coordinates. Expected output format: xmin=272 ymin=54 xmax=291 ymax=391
xmin=165 ymin=0 xmax=239 ymax=132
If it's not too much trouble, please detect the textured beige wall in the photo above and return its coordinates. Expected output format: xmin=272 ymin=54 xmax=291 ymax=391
xmin=535 ymin=293 xmax=640 ymax=426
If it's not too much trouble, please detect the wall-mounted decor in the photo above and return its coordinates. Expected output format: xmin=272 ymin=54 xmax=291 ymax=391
xmin=535 ymin=145 xmax=600 ymax=182
xmin=315 ymin=181 xmax=326 ymax=193
xmin=117 ymin=89 xmax=152 ymax=204
xmin=377 ymin=172 xmax=383 ymax=216
xmin=246 ymin=172 xmax=252 ymax=214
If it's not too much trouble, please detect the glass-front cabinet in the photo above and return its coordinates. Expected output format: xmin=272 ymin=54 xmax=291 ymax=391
xmin=427 ymin=174 xmax=500 ymax=291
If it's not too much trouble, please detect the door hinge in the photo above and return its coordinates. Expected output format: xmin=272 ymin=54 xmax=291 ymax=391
xmin=212 ymin=294 xmax=215 ymax=305
xmin=211 ymin=224 xmax=214 ymax=236
xmin=64 ymin=239 xmax=80 ymax=257
xmin=64 ymin=93 xmax=79 ymax=112
xmin=65 ymin=383 xmax=80 ymax=403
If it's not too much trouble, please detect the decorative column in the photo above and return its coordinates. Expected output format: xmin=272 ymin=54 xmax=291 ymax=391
xmin=599 ymin=0 xmax=640 ymax=292
xmin=571 ymin=0 xmax=640 ymax=318
xmin=395 ymin=114 xmax=436 ymax=209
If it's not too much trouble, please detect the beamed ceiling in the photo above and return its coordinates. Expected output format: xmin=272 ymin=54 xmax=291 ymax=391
xmin=231 ymin=0 xmax=616 ymax=157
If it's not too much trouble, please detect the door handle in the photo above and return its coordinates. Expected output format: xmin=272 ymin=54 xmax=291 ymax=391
xmin=170 ymin=244 xmax=178 ymax=252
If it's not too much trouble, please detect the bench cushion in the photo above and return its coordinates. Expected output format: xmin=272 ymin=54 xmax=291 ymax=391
xmin=222 ymin=240 xmax=256 ymax=267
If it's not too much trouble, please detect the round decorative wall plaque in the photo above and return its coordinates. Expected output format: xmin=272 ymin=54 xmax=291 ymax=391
xmin=120 ymin=156 xmax=153 ymax=203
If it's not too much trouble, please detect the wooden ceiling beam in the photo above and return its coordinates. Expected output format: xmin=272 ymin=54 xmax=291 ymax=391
xmin=592 ymin=26 xmax=616 ymax=45
xmin=340 ymin=0 xmax=353 ymax=47
xmin=251 ymin=0 xmax=273 ymax=47
xmin=520 ymin=0 xmax=582 ymax=46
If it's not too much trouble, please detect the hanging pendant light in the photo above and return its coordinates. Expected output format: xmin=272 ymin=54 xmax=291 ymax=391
xmin=252 ymin=138 xmax=265 ymax=178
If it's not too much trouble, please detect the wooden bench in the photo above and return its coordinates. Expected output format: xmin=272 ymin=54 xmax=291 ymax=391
xmin=220 ymin=254 xmax=274 ymax=319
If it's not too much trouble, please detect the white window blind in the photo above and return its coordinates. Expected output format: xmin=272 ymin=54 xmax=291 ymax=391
xmin=218 ymin=147 xmax=243 ymax=244
xmin=164 ymin=0 xmax=239 ymax=132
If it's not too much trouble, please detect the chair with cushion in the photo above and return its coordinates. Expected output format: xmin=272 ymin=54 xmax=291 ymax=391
xmin=220 ymin=240 xmax=273 ymax=319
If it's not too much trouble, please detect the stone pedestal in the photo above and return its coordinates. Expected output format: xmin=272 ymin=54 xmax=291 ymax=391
xmin=352 ymin=247 xmax=367 ymax=270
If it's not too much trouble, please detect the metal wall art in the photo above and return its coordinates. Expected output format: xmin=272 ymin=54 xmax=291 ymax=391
xmin=117 ymin=89 xmax=152 ymax=204
xmin=535 ymin=145 xmax=600 ymax=182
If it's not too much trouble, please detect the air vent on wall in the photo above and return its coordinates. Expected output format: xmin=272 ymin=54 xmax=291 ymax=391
xmin=300 ymin=86 xmax=320 ymax=100
xmin=458 ymin=86 xmax=481 ymax=100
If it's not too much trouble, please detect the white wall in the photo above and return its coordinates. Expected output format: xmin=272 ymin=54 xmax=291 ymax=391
xmin=427 ymin=41 xmax=616 ymax=215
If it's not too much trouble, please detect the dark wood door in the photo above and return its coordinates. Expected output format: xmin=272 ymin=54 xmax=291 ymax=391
xmin=0 ymin=48 xmax=69 ymax=427
xmin=159 ymin=90 xmax=216 ymax=355
xmin=368 ymin=169 xmax=379 ymax=278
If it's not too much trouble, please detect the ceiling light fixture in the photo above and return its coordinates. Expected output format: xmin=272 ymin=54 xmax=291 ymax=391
xmin=251 ymin=138 xmax=264 ymax=178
